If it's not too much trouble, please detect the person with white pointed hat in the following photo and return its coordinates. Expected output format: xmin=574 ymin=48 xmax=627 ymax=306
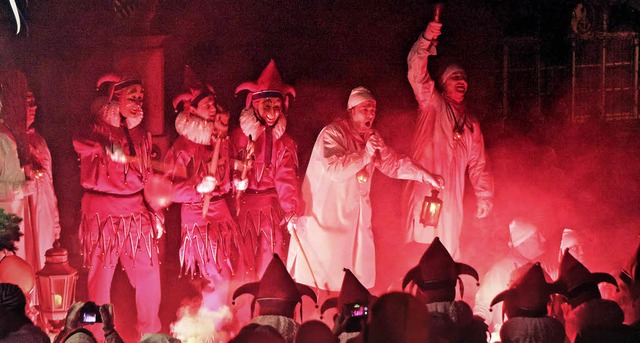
xmin=403 ymin=18 xmax=494 ymax=261
xmin=231 ymin=60 xmax=304 ymax=280
xmin=287 ymin=86 xmax=443 ymax=292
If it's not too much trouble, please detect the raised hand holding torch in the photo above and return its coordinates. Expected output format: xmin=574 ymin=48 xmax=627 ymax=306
xmin=427 ymin=3 xmax=443 ymax=51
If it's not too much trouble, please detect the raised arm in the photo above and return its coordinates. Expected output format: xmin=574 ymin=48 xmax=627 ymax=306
xmin=407 ymin=22 xmax=442 ymax=109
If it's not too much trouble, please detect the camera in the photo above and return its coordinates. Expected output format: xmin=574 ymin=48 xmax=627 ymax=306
xmin=342 ymin=303 xmax=369 ymax=333
xmin=80 ymin=302 xmax=102 ymax=324
xmin=344 ymin=303 xmax=368 ymax=318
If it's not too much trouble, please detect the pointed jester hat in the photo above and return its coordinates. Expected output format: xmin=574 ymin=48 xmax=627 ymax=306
xmin=490 ymin=263 xmax=561 ymax=318
xmin=556 ymin=251 xmax=618 ymax=309
xmin=402 ymin=237 xmax=479 ymax=299
xmin=96 ymin=73 xmax=143 ymax=103
xmin=172 ymin=85 xmax=216 ymax=113
xmin=620 ymin=240 xmax=640 ymax=301
xmin=232 ymin=254 xmax=317 ymax=318
xmin=235 ymin=60 xmax=296 ymax=109
xmin=320 ymin=268 xmax=376 ymax=317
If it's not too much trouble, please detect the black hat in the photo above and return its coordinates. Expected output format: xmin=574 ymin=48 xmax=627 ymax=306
xmin=232 ymin=254 xmax=317 ymax=318
xmin=490 ymin=263 xmax=561 ymax=318
xmin=556 ymin=251 xmax=618 ymax=308
xmin=402 ymin=237 xmax=479 ymax=300
xmin=320 ymin=268 xmax=375 ymax=316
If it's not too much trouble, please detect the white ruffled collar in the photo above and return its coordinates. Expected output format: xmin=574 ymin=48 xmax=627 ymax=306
xmin=174 ymin=112 xmax=214 ymax=145
xmin=99 ymin=101 xmax=143 ymax=129
xmin=239 ymin=107 xmax=286 ymax=141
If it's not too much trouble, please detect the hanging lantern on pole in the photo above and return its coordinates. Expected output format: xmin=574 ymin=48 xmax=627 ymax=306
xmin=420 ymin=189 xmax=443 ymax=227
xmin=36 ymin=240 xmax=78 ymax=334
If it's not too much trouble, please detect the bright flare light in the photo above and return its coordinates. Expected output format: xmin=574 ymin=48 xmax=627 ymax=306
xmin=170 ymin=305 xmax=235 ymax=343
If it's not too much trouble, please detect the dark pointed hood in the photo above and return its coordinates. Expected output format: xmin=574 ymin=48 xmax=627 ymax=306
xmin=556 ymin=251 xmax=618 ymax=308
xmin=490 ymin=263 xmax=562 ymax=318
xmin=402 ymin=237 xmax=479 ymax=298
xmin=320 ymin=268 xmax=375 ymax=315
xmin=232 ymin=254 xmax=317 ymax=317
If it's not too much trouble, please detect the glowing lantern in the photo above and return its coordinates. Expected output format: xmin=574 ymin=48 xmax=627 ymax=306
xmin=36 ymin=240 xmax=78 ymax=333
xmin=420 ymin=189 xmax=443 ymax=227
xmin=356 ymin=167 xmax=369 ymax=183
xmin=144 ymin=174 xmax=174 ymax=210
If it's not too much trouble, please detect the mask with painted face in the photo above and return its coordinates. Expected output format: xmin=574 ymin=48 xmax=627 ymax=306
xmin=252 ymin=97 xmax=284 ymax=127
xmin=117 ymin=84 xmax=144 ymax=119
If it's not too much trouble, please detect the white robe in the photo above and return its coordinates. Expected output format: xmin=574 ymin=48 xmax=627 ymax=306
xmin=26 ymin=129 xmax=60 ymax=269
xmin=403 ymin=32 xmax=494 ymax=259
xmin=288 ymin=118 xmax=428 ymax=290
xmin=0 ymin=128 xmax=28 ymax=256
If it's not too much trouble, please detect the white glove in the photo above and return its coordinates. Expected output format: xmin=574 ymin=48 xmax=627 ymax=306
xmin=153 ymin=213 xmax=165 ymax=239
xmin=233 ymin=178 xmax=248 ymax=191
xmin=422 ymin=171 xmax=445 ymax=189
xmin=196 ymin=175 xmax=217 ymax=194
xmin=365 ymin=133 xmax=385 ymax=157
xmin=423 ymin=22 xmax=442 ymax=41
xmin=287 ymin=216 xmax=297 ymax=235
xmin=105 ymin=144 xmax=127 ymax=164
xmin=154 ymin=220 xmax=164 ymax=239
xmin=476 ymin=199 xmax=492 ymax=219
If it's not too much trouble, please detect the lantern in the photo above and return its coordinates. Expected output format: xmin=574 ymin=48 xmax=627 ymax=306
xmin=36 ymin=240 xmax=78 ymax=333
xmin=420 ymin=189 xmax=443 ymax=227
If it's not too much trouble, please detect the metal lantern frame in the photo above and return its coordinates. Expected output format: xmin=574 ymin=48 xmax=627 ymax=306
xmin=36 ymin=240 xmax=78 ymax=331
xmin=420 ymin=189 xmax=443 ymax=227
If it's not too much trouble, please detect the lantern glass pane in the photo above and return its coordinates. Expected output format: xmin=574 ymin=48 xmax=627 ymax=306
xmin=52 ymin=278 xmax=67 ymax=310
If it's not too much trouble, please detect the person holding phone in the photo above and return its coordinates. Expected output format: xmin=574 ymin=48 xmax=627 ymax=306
xmin=53 ymin=301 xmax=124 ymax=343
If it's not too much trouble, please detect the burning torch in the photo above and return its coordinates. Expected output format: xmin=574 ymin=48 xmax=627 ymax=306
xmin=428 ymin=3 xmax=443 ymax=51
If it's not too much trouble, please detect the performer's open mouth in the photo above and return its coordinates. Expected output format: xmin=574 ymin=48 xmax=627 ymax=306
xmin=456 ymin=84 xmax=466 ymax=92
xmin=365 ymin=121 xmax=371 ymax=128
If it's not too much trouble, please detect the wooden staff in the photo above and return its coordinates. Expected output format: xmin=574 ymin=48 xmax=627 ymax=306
xmin=202 ymin=135 xmax=222 ymax=218
xmin=235 ymin=135 xmax=254 ymax=216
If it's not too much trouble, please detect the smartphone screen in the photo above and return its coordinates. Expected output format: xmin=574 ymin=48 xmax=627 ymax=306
xmin=82 ymin=312 xmax=97 ymax=323
xmin=350 ymin=304 xmax=368 ymax=317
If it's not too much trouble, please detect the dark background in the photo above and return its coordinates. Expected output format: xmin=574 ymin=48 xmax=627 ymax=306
xmin=2 ymin=0 xmax=640 ymax=339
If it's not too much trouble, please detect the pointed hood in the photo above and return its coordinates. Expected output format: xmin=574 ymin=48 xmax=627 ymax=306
xmin=620 ymin=240 xmax=640 ymax=300
xmin=232 ymin=254 xmax=317 ymax=317
xmin=556 ymin=251 xmax=618 ymax=308
xmin=490 ymin=263 xmax=561 ymax=318
xmin=235 ymin=60 xmax=296 ymax=109
xmin=402 ymin=237 xmax=479 ymax=298
xmin=320 ymin=268 xmax=375 ymax=315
